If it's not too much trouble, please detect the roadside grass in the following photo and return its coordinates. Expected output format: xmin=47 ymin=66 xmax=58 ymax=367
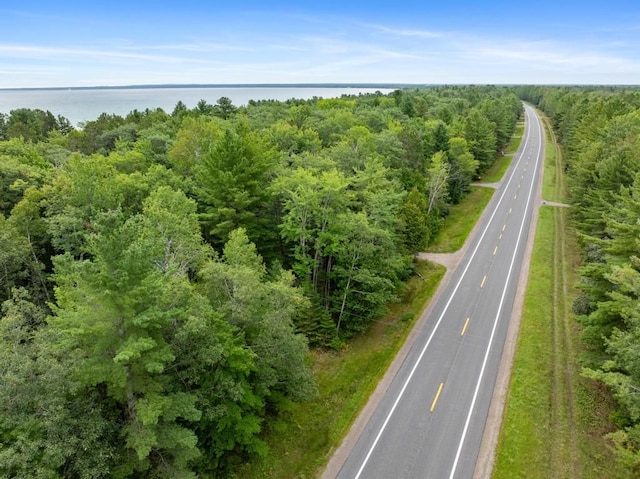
xmin=237 ymin=259 xmax=445 ymax=479
xmin=539 ymin=113 xmax=565 ymax=203
xmin=427 ymin=186 xmax=494 ymax=253
xmin=492 ymin=110 xmax=627 ymax=478
xmin=492 ymin=206 xmax=557 ymax=479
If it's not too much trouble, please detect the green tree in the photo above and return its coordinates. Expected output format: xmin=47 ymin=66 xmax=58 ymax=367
xmin=464 ymin=108 xmax=497 ymax=172
xmin=423 ymin=119 xmax=450 ymax=159
xmin=570 ymin=110 xmax=640 ymax=238
xmin=195 ymin=99 xmax=215 ymax=116
xmin=0 ymin=138 xmax=50 ymax=216
xmin=171 ymin=100 xmax=189 ymax=118
xmin=0 ymin=288 xmax=120 ymax=478
xmin=6 ymin=187 xmax=52 ymax=306
xmin=49 ymin=187 xmax=261 ymax=476
xmin=328 ymin=210 xmax=406 ymax=334
xmin=0 ymin=215 xmax=30 ymax=302
xmin=213 ymin=96 xmax=238 ymax=120
xmin=478 ymin=96 xmax=520 ymax=148
xmin=5 ymin=108 xmax=71 ymax=143
xmin=168 ymin=116 xmax=222 ymax=178
xmin=533 ymin=87 xmax=640 ymax=470
xmin=0 ymin=113 xmax=6 ymax=140
xmin=266 ymin=119 xmax=322 ymax=156
xmin=425 ymin=151 xmax=450 ymax=216
xmin=200 ymin=228 xmax=317 ymax=403
xmin=313 ymin=108 xmax=356 ymax=147
xmin=447 ymin=136 xmax=478 ymax=203
xmin=275 ymin=165 xmax=351 ymax=289
xmin=195 ymin=119 xmax=278 ymax=254
xmin=68 ymin=113 xmax=127 ymax=154
xmin=401 ymin=187 xmax=430 ymax=251
xmin=288 ymin=104 xmax=311 ymax=129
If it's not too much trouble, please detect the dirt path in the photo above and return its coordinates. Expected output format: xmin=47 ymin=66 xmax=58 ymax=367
xmin=547 ymin=117 xmax=581 ymax=477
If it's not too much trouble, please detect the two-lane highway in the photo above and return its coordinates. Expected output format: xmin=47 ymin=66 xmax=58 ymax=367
xmin=328 ymin=105 xmax=544 ymax=479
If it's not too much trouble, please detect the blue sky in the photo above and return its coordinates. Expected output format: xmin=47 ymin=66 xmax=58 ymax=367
xmin=1 ymin=1 xmax=639 ymax=88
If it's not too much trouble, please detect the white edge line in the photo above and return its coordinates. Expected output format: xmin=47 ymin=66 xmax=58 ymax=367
xmin=447 ymin=106 xmax=542 ymax=479
xmin=351 ymin=106 xmax=535 ymax=479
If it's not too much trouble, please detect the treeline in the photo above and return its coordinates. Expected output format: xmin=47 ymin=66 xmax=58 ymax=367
xmin=0 ymin=86 xmax=520 ymax=477
xmin=522 ymin=85 xmax=640 ymax=468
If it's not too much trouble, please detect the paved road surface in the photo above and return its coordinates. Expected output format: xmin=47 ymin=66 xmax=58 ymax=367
xmin=328 ymin=105 xmax=544 ymax=479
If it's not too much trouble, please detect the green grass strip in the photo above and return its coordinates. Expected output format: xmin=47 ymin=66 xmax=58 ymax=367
xmin=492 ymin=206 xmax=555 ymax=479
xmin=492 ymin=110 xmax=629 ymax=478
xmin=428 ymin=186 xmax=494 ymax=253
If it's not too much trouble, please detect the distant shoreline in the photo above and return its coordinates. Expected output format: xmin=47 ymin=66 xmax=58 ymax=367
xmin=4 ymin=83 xmax=639 ymax=92
xmin=0 ymin=83 xmax=419 ymax=92
xmin=0 ymin=85 xmax=399 ymax=125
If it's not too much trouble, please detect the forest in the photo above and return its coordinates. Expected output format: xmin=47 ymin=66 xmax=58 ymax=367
xmin=520 ymin=85 xmax=640 ymax=470
xmin=0 ymin=86 xmax=522 ymax=477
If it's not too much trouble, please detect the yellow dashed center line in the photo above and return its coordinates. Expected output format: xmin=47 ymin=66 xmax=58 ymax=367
xmin=481 ymin=275 xmax=487 ymax=288
xmin=502 ymin=224 xmax=506 ymax=232
xmin=509 ymin=208 xmax=512 ymax=214
xmin=461 ymin=317 xmax=470 ymax=336
xmin=430 ymin=382 xmax=444 ymax=412
xmin=493 ymin=246 xmax=498 ymax=255
xmin=499 ymin=233 xmax=503 ymax=240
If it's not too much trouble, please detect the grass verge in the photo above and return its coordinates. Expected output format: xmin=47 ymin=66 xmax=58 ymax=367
xmin=427 ymin=186 xmax=494 ymax=253
xmin=491 ymin=110 xmax=626 ymax=478
xmin=492 ymin=206 xmax=559 ymax=478
xmin=237 ymin=259 xmax=445 ymax=479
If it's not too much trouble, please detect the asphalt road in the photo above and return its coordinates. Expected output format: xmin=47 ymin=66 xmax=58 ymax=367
xmin=329 ymin=105 xmax=544 ymax=479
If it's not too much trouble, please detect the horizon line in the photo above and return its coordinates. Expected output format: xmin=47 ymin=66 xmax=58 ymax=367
xmin=2 ymin=82 xmax=639 ymax=92
xmin=0 ymin=82 xmax=422 ymax=92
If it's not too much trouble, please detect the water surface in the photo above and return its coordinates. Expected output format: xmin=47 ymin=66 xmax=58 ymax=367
xmin=0 ymin=86 xmax=392 ymax=127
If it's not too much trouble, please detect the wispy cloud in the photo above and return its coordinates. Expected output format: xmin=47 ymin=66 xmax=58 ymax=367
xmin=294 ymin=35 xmax=422 ymax=60
xmin=370 ymin=24 xmax=444 ymax=39
xmin=0 ymin=44 xmax=209 ymax=64
xmin=464 ymin=39 xmax=640 ymax=71
xmin=123 ymin=42 xmax=255 ymax=53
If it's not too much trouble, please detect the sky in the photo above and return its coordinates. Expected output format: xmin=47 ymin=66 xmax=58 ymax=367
xmin=1 ymin=0 xmax=640 ymax=88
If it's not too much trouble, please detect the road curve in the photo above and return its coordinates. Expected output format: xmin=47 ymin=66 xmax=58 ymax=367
xmin=324 ymin=105 xmax=544 ymax=479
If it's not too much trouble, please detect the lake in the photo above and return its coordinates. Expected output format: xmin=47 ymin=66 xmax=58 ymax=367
xmin=0 ymin=86 xmax=394 ymax=127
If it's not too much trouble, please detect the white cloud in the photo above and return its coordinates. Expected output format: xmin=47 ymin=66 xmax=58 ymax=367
xmin=0 ymin=44 xmax=193 ymax=63
xmin=461 ymin=38 xmax=640 ymax=75
xmin=368 ymin=24 xmax=444 ymax=39
xmin=122 ymin=42 xmax=255 ymax=53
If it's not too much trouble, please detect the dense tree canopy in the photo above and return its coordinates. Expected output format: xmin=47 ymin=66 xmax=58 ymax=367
xmin=526 ymin=85 xmax=640 ymax=469
xmin=0 ymin=86 xmax=520 ymax=477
